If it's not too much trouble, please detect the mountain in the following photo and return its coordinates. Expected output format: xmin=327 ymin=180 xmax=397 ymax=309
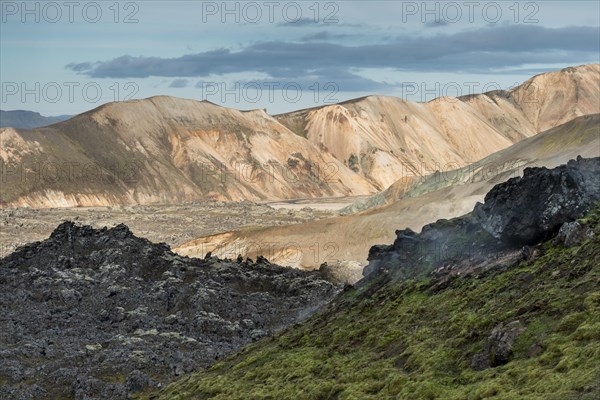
xmin=508 ymin=64 xmax=600 ymax=132
xmin=343 ymin=112 xmax=600 ymax=215
xmin=1 ymin=64 xmax=598 ymax=208
xmin=175 ymin=115 xmax=600 ymax=276
xmin=0 ymin=222 xmax=341 ymax=399
xmin=143 ymin=158 xmax=600 ymax=400
xmin=0 ymin=96 xmax=376 ymax=207
xmin=0 ymin=110 xmax=71 ymax=129
xmin=276 ymin=64 xmax=600 ymax=191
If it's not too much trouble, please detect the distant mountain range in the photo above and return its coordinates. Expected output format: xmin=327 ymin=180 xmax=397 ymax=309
xmin=0 ymin=64 xmax=598 ymax=208
xmin=0 ymin=110 xmax=71 ymax=129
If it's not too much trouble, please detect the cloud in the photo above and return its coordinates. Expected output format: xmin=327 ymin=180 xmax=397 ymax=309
xmin=276 ymin=18 xmax=321 ymax=27
xmin=67 ymin=25 xmax=600 ymax=84
xmin=65 ymin=62 xmax=95 ymax=72
xmin=276 ymin=18 xmax=365 ymax=29
xmin=299 ymin=31 xmax=351 ymax=42
xmin=424 ymin=20 xmax=449 ymax=28
xmin=169 ymin=79 xmax=189 ymax=88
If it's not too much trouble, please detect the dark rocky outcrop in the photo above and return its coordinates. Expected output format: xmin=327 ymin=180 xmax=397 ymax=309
xmin=363 ymin=213 xmax=504 ymax=281
xmin=474 ymin=156 xmax=600 ymax=245
xmin=364 ymin=157 xmax=600 ymax=281
xmin=0 ymin=222 xmax=342 ymax=400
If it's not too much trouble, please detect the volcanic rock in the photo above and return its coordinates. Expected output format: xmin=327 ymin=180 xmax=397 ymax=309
xmin=0 ymin=222 xmax=342 ymax=399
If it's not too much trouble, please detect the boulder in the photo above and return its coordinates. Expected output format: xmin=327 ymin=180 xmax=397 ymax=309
xmin=471 ymin=320 xmax=526 ymax=370
xmin=555 ymin=221 xmax=594 ymax=247
xmin=487 ymin=320 xmax=527 ymax=367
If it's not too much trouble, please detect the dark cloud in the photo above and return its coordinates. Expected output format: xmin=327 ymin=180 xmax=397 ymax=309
xmin=65 ymin=62 xmax=95 ymax=72
xmin=299 ymin=31 xmax=351 ymax=42
xmin=67 ymin=25 xmax=600 ymax=86
xmin=424 ymin=19 xmax=449 ymax=28
xmin=169 ymin=79 xmax=189 ymax=88
xmin=276 ymin=17 xmax=322 ymax=27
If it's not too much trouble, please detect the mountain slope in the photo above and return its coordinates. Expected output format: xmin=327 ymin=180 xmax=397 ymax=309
xmin=276 ymin=64 xmax=599 ymax=190
xmin=175 ymin=115 xmax=600 ymax=273
xmin=142 ymin=159 xmax=600 ymax=400
xmin=0 ymin=110 xmax=71 ymax=129
xmin=510 ymin=64 xmax=600 ymax=132
xmin=343 ymin=112 xmax=600 ymax=215
xmin=0 ymin=96 xmax=376 ymax=207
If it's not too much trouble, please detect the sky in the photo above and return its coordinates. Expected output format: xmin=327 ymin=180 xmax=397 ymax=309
xmin=1 ymin=0 xmax=599 ymax=116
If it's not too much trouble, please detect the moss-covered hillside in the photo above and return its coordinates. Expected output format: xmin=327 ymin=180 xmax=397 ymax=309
xmin=142 ymin=208 xmax=600 ymax=400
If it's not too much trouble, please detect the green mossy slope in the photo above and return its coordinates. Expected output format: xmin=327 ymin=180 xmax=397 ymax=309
xmin=141 ymin=209 xmax=600 ymax=400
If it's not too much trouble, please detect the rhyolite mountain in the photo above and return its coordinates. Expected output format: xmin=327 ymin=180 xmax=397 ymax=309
xmin=0 ymin=223 xmax=342 ymax=399
xmin=276 ymin=64 xmax=599 ymax=190
xmin=1 ymin=64 xmax=598 ymax=208
xmin=0 ymin=97 xmax=375 ymax=208
xmin=143 ymin=158 xmax=600 ymax=400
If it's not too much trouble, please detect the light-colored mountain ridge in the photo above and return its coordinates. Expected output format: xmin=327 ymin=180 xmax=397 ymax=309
xmin=1 ymin=64 xmax=598 ymax=208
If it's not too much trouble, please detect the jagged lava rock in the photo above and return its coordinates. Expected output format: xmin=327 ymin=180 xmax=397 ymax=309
xmin=0 ymin=222 xmax=341 ymax=400
xmin=474 ymin=156 xmax=600 ymax=245
xmin=363 ymin=157 xmax=600 ymax=280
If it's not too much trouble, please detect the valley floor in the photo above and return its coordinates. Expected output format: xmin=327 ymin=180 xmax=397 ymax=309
xmin=261 ymin=196 xmax=370 ymax=211
xmin=0 ymin=200 xmax=337 ymax=258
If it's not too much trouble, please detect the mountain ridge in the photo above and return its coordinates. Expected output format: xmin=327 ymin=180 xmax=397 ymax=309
xmin=275 ymin=64 xmax=599 ymax=190
xmin=0 ymin=110 xmax=72 ymax=129
xmin=1 ymin=64 xmax=598 ymax=208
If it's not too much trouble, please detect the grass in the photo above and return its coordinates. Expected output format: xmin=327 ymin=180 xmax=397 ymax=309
xmin=139 ymin=208 xmax=600 ymax=400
